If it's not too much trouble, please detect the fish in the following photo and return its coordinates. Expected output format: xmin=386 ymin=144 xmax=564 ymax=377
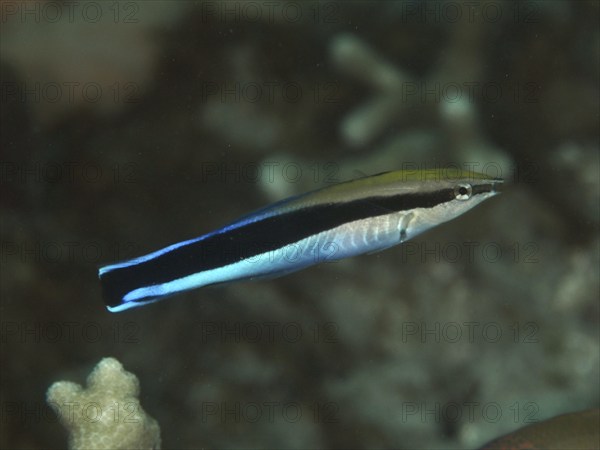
xmin=99 ymin=169 xmax=502 ymax=312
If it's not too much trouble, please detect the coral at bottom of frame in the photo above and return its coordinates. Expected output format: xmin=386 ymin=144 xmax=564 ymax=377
xmin=47 ymin=357 xmax=161 ymax=450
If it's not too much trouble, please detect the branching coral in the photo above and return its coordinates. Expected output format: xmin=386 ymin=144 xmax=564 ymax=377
xmin=47 ymin=357 xmax=160 ymax=450
xmin=330 ymin=31 xmax=512 ymax=176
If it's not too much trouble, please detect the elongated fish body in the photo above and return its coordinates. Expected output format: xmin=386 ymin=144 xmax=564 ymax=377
xmin=99 ymin=169 xmax=502 ymax=312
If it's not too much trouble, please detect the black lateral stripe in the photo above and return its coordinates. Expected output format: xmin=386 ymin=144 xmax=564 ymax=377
xmin=472 ymin=183 xmax=496 ymax=195
xmin=101 ymin=189 xmax=454 ymax=305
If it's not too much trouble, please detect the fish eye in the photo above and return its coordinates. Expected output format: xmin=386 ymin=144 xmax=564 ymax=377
xmin=454 ymin=183 xmax=472 ymax=200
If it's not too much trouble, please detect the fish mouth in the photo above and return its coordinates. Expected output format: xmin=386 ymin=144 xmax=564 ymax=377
xmin=472 ymin=179 xmax=503 ymax=196
xmin=491 ymin=178 xmax=504 ymax=194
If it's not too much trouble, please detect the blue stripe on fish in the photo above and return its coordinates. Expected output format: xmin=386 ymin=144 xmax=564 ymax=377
xmin=99 ymin=170 xmax=502 ymax=312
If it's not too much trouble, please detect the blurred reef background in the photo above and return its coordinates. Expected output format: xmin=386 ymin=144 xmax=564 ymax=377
xmin=1 ymin=1 xmax=599 ymax=448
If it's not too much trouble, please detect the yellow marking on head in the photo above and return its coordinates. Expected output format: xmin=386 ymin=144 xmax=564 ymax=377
xmin=362 ymin=169 xmax=496 ymax=183
xmin=322 ymin=169 xmax=498 ymax=196
xmin=278 ymin=168 xmax=502 ymax=211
